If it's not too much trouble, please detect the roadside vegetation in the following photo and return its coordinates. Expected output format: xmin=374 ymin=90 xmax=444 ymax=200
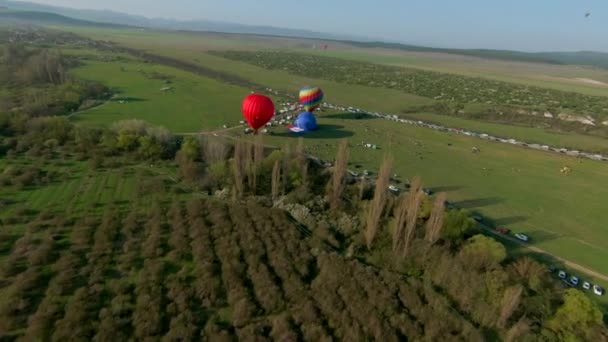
xmin=0 ymin=43 xmax=109 ymax=117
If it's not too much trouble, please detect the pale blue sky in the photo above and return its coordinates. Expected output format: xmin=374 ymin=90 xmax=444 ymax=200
xmin=21 ymin=0 xmax=608 ymax=51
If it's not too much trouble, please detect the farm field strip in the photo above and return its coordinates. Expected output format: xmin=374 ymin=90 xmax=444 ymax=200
xmin=214 ymin=50 xmax=608 ymax=120
xmin=301 ymin=48 xmax=608 ymax=97
xmin=66 ymin=26 xmax=608 ymax=97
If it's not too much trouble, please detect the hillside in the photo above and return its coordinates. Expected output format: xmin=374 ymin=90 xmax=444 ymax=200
xmin=0 ymin=0 xmax=356 ymax=41
xmin=0 ymin=9 xmax=128 ymax=28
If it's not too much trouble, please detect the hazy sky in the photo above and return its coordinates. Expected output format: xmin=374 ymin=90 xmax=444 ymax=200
xmin=20 ymin=0 xmax=608 ymax=51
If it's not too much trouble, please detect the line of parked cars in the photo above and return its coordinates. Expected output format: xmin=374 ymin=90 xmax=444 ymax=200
xmin=471 ymin=214 xmax=530 ymax=242
xmin=470 ymin=214 xmax=604 ymax=297
xmin=556 ymin=270 xmax=604 ymax=296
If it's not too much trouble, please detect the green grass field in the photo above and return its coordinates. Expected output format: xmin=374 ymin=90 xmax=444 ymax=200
xmin=70 ymin=56 xmax=249 ymax=132
xmin=24 ymin=26 xmax=608 ymax=297
xmin=161 ymin=50 xmax=434 ymax=113
xmin=65 ymin=26 xmax=608 ymax=97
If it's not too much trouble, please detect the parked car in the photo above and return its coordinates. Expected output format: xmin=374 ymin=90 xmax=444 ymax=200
xmin=583 ymin=281 xmax=592 ymax=290
xmin=514 ymin=233 xmax=529 ymax=242
xmin=593 ymin=285 xmax=605 ymax=296
xmin=496 ymin=227 xmax=510 ymax=234
xmin=422 ymin=188 xmax=433 ymax=195
xmin=473 ymin=215 xmax=483 ymax=222
xmin=388 ymin=185 xmax=400 ymax=193
xmin=570 ymin=276 xmax=579 ymax=286
xmin=558 ymin=271 xmax=567 ymax=279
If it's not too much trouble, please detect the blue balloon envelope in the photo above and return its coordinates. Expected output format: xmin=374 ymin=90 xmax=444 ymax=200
xmin=289 ymin=112 xmax=318 ymax=133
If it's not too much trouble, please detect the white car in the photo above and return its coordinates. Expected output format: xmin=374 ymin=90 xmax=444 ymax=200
xmin=514 ymin=233 xmax=529 ymax=242
xmin=570 ymin=276 xmax=579 ymax=286
xmin=583 ymin=281 xmax=592 ymax=290
xmin=388 ymin=185 xmax=400 ymax=193
xmin=593 ymin=285 xmax=605 ymax=296
xmin=558 ymin=271 xmax=567 ymax=279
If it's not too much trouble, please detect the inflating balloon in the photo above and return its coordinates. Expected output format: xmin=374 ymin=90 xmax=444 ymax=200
xmin=242 ymin=94 xmax=275 ymax=133
xmin=289 ymin=111 xmax=318 ymax=133
xmin=299 ymin=86 xmax=324 ymax=112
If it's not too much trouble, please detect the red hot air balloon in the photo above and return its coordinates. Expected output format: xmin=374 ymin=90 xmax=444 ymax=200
xmin=242 ymin=94 xmax=275 ymax=133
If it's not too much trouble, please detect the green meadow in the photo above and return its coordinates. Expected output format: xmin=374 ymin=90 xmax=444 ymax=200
xmin=46 ymin=27 xmax=608 ymax=287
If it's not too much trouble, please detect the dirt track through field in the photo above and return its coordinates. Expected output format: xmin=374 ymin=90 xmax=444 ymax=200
xmin=112 ymin=46 xmax=268 ymax=91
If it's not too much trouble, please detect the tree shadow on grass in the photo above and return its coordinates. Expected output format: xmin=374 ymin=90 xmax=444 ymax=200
xmin=493 ymin=216 xmax=528 ymax=226
xmin=111 ymin=97 xmax=147 ymax=102
xmin=526 ymin=230 xmax=561 ymax=244
xmin=453 ymin=197 xmax=502 ymax=209
xmin=429 ymin=185 xmax=465 ymax=193
xmin=322 ymin=112 xmax=377 ymax=120
xmin=272 ymin=124 xmax=354 ymax=139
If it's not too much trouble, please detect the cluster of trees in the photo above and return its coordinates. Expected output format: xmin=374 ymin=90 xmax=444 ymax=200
xmin=2 ymin=194 xmax=603 ymax=340
xmin=1 ymin=137 xmax=606 ymax=341
xmin=0 ymin=44 xmax=108 ymax=117
xmin=216 ymin=50 xmax=608 ymax=121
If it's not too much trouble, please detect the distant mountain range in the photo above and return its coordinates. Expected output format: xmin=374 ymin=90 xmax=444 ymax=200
xmin=0 ymin=0 xmax=361 ymax=41
xmin=2 ymin=0 xmax=608 ymax=70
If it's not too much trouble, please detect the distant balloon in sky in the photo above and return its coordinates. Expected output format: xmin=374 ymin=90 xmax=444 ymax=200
xmin=242 ymin=94 xmax=275 ymax=133
xmin=299 ymin=86 xmax=324 ymax=112
xmin=585 ymin=12 xmax=591 ymax=18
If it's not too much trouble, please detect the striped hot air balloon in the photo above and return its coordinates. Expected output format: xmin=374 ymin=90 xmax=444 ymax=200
xmin=299 ymin=86 xmax=324 ymax=112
